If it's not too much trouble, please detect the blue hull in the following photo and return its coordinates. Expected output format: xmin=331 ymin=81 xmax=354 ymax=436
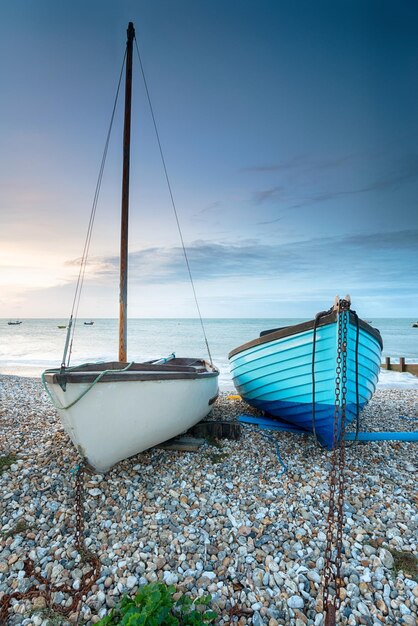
xmin=229 ymin=311 xmax=382 ymax=448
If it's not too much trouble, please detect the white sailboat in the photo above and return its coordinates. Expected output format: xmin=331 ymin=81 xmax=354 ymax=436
xmin=43 ymin=23 xmax=219 ymax=473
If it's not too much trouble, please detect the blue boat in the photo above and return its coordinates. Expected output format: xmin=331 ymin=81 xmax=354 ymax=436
xmin=228 ymin=297 xmax=383 ymax=448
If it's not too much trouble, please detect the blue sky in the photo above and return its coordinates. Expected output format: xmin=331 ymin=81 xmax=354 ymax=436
xmin=1 ymin=0 xmax=417 ymax=318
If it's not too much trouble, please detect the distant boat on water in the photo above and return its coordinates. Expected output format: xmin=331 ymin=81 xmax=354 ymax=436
xmin=412 ymin=321 xmax=418 ymax=328
xmin=229 ymin=296 xmax=382 ymax=449
xmin=7 ymin=320 xmax=22 ymax=325
xmin=57 ymin=325 xmax=67 ymax=329
xmin=84 ymin=321 xmax=94 ymax=325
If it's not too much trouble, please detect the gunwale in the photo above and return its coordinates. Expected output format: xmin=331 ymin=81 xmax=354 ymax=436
xmin=44 ymin=359 xmax=219 ymax=384
xmin=228 ymin=312 xmax=383 ymax=359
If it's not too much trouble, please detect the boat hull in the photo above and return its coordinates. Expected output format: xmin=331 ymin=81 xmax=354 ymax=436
xmin=229 ymin=312 xmax=382 ymax=448
xmin=44 ymin=360 xmax=218 ymax=472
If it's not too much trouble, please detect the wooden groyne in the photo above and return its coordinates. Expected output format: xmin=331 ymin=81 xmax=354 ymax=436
xmin=381 ymin=357 xmax=418 ymax=376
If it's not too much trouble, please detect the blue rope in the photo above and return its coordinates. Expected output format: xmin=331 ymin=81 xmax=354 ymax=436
xmin=261 ymin=430 xmax=288 ymax=474
xmin=399 ymin=415 xmax=418 ymax=421
xmin=242 ymin=424 xmax=288 ymax=474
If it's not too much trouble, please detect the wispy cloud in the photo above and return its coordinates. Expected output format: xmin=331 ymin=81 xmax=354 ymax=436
xmin=242 ymin=153 xmax=357 ymax=175
xmin=191 ymin=201 xmax=224 ymax=223
xmin=252 ymin=186 xmax=283 ymax=204
xmin=241 ymin=155 xmax=307 ymax=173
xmin=254 ymin=153 xmax=418 ymax=222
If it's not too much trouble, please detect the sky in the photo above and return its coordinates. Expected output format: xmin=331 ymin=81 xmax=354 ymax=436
xmin=1 ymin=0 xmax=417 ymax=319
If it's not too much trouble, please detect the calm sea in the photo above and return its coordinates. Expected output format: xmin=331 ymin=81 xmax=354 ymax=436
xmin=1 ymin=318 xmax=417 ymax=389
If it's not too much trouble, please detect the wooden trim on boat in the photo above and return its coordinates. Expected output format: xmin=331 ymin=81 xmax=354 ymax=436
xmin=228 ymin=312 xmax=383 ymax=359
xmin=45 ymin=371 xmax=218 ymax=384
xmin=44 ymin=359 xmax=219 ymax=384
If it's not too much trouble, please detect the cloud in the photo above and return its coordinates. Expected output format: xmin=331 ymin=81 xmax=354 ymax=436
xmin=75 ymin=229 xmax=418 ymax=286
xmin=5 ymin=230 xmax=416 ymax=317
xmin=340 ymin=230 xmax=418 ymax=250
xmin=86 ymin=241 xmax=299 ymax=283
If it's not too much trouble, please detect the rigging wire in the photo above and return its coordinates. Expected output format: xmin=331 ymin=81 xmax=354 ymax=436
xmin=133 ymin=37 xmax=214 ymax=366
xmin=63 ymin=51 xmax=127 ymax=367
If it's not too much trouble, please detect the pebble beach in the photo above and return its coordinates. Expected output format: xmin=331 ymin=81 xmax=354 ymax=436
xmin=0 ymin=375 xmax=417 ymax=626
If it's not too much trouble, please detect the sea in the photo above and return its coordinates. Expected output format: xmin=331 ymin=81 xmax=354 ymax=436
xmin=1 ymin=318 xmax=418 ymax=390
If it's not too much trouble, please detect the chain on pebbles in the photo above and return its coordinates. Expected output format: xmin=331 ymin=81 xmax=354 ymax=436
xmin=0 ymin=375 xmax=417 ymax=625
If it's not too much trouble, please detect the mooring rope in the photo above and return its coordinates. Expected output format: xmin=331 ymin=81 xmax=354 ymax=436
xmin=312 ymin=308 xmax=333 ymax=448
xmin=345 ymin=310 xmax=361 ymax=447
xmin=42 ymin=362 xmax=135 ymax=410
xmin=133 ymin=36 xmax=214 ymax=366
xmin=312 ymin=307 xmax=361 ymax=448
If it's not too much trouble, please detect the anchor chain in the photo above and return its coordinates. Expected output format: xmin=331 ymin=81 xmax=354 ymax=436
xmin=0 ymin=463 xmax=100 ymax=623
xmin=323 ymin=299 xmax=350 ymax=626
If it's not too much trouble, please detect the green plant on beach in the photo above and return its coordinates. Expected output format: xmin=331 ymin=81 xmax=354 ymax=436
xmin=97 ymin=582 xmax=217 ymax=625
xmin=205 ymin=436 xmax=223 ymax=449
xmin=33 ymin=608 xmax=67 ymax=625
xmin=367 ymin=541 xmax=418 ymax=581
xmin=3 ymin=519 xmax=32 ymax=538
xmin=209 ymin=452 xmax=228 ymax=464
xmin=390 ymin=549 xmax=418 ymax=581
xmin=0 ymin=453 xmax=17 ymax=474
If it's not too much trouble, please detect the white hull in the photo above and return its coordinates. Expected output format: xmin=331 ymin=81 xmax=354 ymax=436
xmin=46 ymin=373 xmax=218 ymax=472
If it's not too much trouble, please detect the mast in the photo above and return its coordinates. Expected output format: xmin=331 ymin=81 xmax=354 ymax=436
xmin=119 ymin=21 xmax=135 ymax=362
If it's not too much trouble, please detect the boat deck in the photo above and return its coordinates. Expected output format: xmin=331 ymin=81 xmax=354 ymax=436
xmin=44 ymin=359 xmax=219 ymax=383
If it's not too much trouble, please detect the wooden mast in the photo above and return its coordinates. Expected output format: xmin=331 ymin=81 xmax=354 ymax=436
xmin=119 ymin=21 xmax=135 ymax=362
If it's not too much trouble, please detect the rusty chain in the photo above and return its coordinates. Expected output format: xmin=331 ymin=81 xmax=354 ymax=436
xmin=323 ymin=299 xmax=350 ymax=626
xmin=0 ymin=463 xmax=100 ymax=624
